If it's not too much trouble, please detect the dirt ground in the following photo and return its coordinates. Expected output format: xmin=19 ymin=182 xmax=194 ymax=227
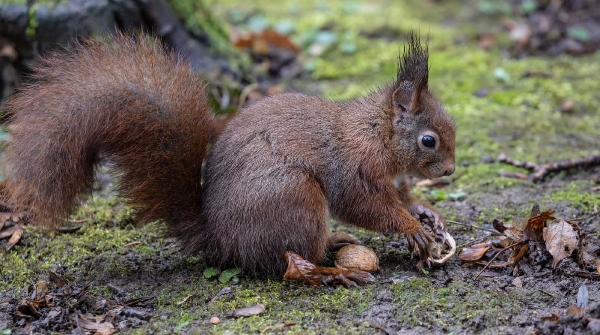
xmin=1 ymin=0 xmax=600 ymax=334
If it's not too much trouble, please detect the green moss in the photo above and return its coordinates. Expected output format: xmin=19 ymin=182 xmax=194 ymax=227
xmin=549 ymin=181 xmax=600 ymax=214
xmin=3 ymin=0 xmax=600 ymax=333
xmin=391 ymin=279 xmax=531 ymax=330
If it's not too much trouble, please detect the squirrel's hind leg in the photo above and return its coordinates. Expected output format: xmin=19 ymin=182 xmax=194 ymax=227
xmin=202 ymin=167 xmax=329 ymax=278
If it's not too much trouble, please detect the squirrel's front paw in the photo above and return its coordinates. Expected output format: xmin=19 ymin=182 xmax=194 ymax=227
xmin=409 ymin=203 xmax=447 ymax=243
xmin=405 ymin=227 xmax=434 ymax=267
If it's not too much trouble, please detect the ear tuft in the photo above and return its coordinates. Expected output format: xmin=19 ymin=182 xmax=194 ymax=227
xmin=392 ymin=32 xmax=429 ymax=112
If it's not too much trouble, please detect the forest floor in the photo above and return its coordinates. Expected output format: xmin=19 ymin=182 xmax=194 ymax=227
xmin=1 ymin=0 xmax=600 ymax=334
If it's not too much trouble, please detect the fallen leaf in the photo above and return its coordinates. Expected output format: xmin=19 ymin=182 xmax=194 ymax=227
xmin=283 ymin=251 xmax=322 ymax=286
xmin=565 ymin=305 xmax=586 ymax=318
xmin=48 ymin=271 xmax=66 ymax=288
xmin=511 ymin=277 xmax=523 ymax=288
xmin=492 ymin=218 xmax=507 ymax=233
xmin=6 ymin=224 xmax=23 ymax=250
xmin=597 ymin=259 xmax=600 ymax=274
xmin=524 ymin=205 xmax=555 ymax=242
xmin=504 ymin=221 xmax=525 ymax=242
xmin=76 ymin=314 xmax=115 ymax=335
xmin=226 ymin=303 xmax=265 ymax=318
xmin=0 ymin=225 xmax=18 ymax=239
xmin=543 ymin=219 xmax=578 ymax=268
xmin=32 ymin=280 xmax=49 ymax=300
xmin=540 ymin=313 xmax=561 ymax=323
xmin=459 ymin=241 xmax=491 ymax=261
xmin=232 ymin=29 xmax=300 ymax=55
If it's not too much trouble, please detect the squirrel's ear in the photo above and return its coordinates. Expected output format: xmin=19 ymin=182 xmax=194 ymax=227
xmin=392 ymin=82 xmax=423 ymax=113
xmin=392 ymin=32 xmax=429 ymax=113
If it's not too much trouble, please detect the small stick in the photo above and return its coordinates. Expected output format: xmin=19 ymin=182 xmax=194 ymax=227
xmin=498 ymin=153 xmax=600 ymax=182
xmin=457 ymin=236 xmax=489 ymax=249
xmin=447 ymin=220 xmax=502 ymax=235
xmin=474 ymin=242 xmax=519 ymax=279
xmin=569 ymin=211 xmax=600 ymax=222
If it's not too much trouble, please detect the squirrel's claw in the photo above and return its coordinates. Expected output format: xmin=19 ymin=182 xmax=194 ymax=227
xmin=406 ymin=228 xmax=434 ymax=265
xmin=410 ymin=203 xmax=447 ymax=244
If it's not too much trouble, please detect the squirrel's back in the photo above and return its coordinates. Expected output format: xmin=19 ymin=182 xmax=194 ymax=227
xmin=2 ymin=34 xmax=212 ymax=240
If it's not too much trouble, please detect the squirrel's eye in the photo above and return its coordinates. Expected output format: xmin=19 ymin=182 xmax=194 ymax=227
xmin=422 ymin=135 xmax=436 ymax=148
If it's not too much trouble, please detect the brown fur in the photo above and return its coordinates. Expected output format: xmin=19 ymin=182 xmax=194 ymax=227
xmin=1 ymin=32 xmax=456 ymax=278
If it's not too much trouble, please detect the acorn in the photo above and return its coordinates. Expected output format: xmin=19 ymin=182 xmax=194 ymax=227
xmin=334 ymin=244 xmax=380 ymax=272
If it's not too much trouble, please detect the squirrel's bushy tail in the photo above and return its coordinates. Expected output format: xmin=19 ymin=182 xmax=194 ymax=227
xmin=2 ymin=34 xmax=212 ymax=234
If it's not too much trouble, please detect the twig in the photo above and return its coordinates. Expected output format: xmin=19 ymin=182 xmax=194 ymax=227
xmin=498 ymin=153 xmax=600 ymax=182
xmin=447 ymin=220 xmax=502 ymax=235
xmin=457 ymin=236 xmax=489 ymax=249
xmin=569 ymin=211 xmax=600 ymax=222
xmin=474 ymin=242 xmax=519 ymax=279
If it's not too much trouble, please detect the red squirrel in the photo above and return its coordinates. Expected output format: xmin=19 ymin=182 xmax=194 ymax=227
xmin=2 ymin=33 xmax=455 ymax=283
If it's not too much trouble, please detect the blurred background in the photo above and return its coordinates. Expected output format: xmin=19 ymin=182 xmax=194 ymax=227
xmin=1 ymin=0 xmax=599 ymax=183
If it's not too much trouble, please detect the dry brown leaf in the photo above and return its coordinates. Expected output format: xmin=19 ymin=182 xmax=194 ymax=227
xmin=32 ymin=280 xmax=49 ymax=300
xmin=540 ymin=313 xmax=561 ymax=323
xmin=524 ymin=205 xmax=555 ymax=242
xmin=459 ymin=241 xmax=491 ymax=261
xmin=6 ymin=224 xmax=23 ymax=250
xmin=283 ymin=251 xmax=322 ymax=286
xmin=226 ymin=303 xmax=265 ymax=318
xmin=232 ymin=29 xmax=300 ymax=55
xmin=48 ymin=271 xmax=66 ymax=288
xmin=543 ymin=219 xmax=578 ymax=268
xmin=504 ymin=222 xmax=524 ymax=242
xmin=597 ymin=259 xmax=600 ymax=274
xmin=565 ymin=305 xmax=586 ymax=318
xmin=16 ymin=281 xmax=54 ymax=318
xmin=76 ymin=315 xmax=115 ymax=335
xmin=0 ymin=225 xmax=18 ymax=239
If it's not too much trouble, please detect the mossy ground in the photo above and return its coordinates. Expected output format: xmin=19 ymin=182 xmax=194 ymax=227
xmin=1 ymin=0 xmax=600 ymax=334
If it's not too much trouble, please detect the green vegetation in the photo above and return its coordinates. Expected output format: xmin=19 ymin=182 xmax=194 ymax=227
xmin=1 ymin=0 xmax=599 ymax=333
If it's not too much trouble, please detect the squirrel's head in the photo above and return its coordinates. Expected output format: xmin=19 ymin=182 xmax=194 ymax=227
xmin=389 ymin=33 xmax=456 ymax=179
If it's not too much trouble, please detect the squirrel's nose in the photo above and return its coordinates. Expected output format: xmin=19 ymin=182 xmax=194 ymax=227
xmin=443 ymin=166 xmax=455 ymax=176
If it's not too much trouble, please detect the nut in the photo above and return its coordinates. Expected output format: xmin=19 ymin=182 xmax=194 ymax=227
xmin=429 ymin=232 xmax=456 ymax=266
xmin=334 ymin=244 xmax=380 ymax=272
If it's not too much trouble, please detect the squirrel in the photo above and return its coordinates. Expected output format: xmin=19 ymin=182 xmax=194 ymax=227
xmin=1 ymin=32 xmax=456 ymax=283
